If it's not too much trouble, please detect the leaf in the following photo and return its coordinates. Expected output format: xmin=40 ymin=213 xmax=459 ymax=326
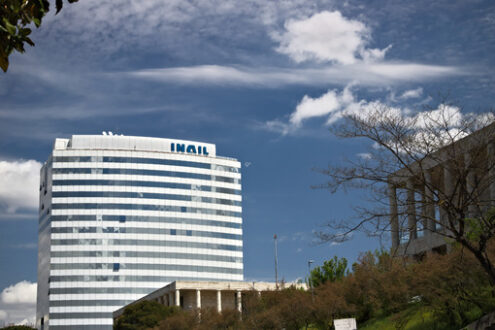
xmin=20 ymin=28 xmax=32 ymax=37
xmin=33 ymin=17 xmax=41 ymax=27
xmin=56 ymin=0 xmax=63 ymax=13
xmin=0 ymin=55 xmax=9 ymax=72
xmin=25 ymin=37 xmax=35 ymax=47
xmin=2 ymin=18 xmax=17 ymax=35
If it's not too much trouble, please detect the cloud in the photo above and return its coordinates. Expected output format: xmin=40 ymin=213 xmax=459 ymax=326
xmin=399 ymin=87 xmax=423 ymax=99
xmin=264 ymin=85 xmax=493 ymax=139
xmin=274 ymin=11 xmax=391 ymax=65
xmin=290 ymin=84 xmax=355 ymax=127
xmin=0 ymin=281 xmax=37 ymax=326
xmin=33 ymin=0 xmax=332 ymax=62
xmin=0 ymin=160 xmax=42 ymax=213
xmin=127 ymin=63 xmax=462 ymax=88
xmin=1 ymin=281 xmax=37 ymax=305
xmin=357 ymin=153 xmax=372 ymax=160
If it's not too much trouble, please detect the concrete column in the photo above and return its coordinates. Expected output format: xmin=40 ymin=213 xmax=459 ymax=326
xmin=175 ymin=289 xmax=180 ymax=307
xmin=216 ymin=290 xmax=222 ymax=313
xmin=442 ymin=163 xmax=455 ymax=230
xmin=424 ymin=170 xmax=436 ymax=234
xmin=488 ymin=142 xmax=495 ymax=206
xmin=406 ymin=179 xmax=417 ymax=240
xmin=196 ymin=290 xmax=201 ymax=309
xmin=168 ymin=292 xmax=173 ymax=306
xmin=388 ymin=183 xmax=400 ymax=249
xmin=465 ymin=152 xmax=477 ymax=217
xmin=236 ymin=291 xmax=242 ymax=313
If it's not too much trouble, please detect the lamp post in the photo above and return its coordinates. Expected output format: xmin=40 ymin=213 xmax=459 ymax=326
xmin=274 ymin=234 xmax=278 ymax=289
xmin=308 ymin=259 xmax=314 ymax=299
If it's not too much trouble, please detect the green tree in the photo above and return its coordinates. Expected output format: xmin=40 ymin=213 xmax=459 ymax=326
xmin=309 ymin=256 xmax=348 ymax=287
xmin=114 ymin=300 xmax=180 ymax=330
xmin=0 ymin=0 xmax=78 ymax=72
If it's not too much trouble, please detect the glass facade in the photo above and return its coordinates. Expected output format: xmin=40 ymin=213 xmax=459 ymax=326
xmin=36 ymin=135 xmax=243 ymax=329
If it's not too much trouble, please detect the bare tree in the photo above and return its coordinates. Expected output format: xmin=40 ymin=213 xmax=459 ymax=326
xmin=315 ymin=102 xmax=495 ymax=284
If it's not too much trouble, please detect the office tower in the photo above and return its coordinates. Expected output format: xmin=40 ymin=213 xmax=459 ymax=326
xmin=36 ymin=134 xmax=243 ymax=329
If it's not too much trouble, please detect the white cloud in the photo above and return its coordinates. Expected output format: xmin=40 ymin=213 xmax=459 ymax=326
xmin=357 ymin=153 xmax=372 ymax=160
xmin=400 ymin=87 xmax=423 ymax=99
xmin=265 ymin=85 xmax=493 ymax=142
xmin=127 ymin=63 xmax=462 ymax=88
xmin=274 ymin=11 xmax=391 ymax=64
xmin=289 ymin=85 xmax=355 ymax=127
xmin=0 ymin=160 xmax=41 ymax=213
xmin=0 ymin=281 xmax=37 ymax=326
xmin=1 ymin=281 xmax=37 ymax=304
xmin=36 ymin=0 xmax=332 ymax=59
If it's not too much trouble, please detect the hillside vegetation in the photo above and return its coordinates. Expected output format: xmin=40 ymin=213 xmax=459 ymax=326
xmin=115 ymin=242 xmax=495 ymax=329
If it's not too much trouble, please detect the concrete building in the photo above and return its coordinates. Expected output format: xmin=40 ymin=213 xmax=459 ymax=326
xmin=36 ymin=134 xmax=243 ymax=329
xmin=388 ymin=123 xmax=495 ymax=256
xmin=113 ymin=280 xmax=307 ymax=321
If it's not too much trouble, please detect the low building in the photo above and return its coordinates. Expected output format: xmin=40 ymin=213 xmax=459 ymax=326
xmin=388 ymin=122 xmax=495 ymax=256
xmin=113 ymin=280 xmax=307 ymax=320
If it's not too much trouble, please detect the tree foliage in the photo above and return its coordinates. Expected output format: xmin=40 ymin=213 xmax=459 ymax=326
xmin=113 ymin=300 xmax=180 ymax=330
xmin=112 ymin=245 xmax=495 ymax=329
xmin=309 ymin=256 xmax=348 ymax=287
xmin=0 ymin=0 xmax=78 ymax=72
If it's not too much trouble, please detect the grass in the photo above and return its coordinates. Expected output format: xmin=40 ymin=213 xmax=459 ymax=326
xmin=359 ymin=304 xmax=468 ymax=330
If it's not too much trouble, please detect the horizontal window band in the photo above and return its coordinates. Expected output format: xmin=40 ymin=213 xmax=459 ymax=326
xmin=51 ymin=239 xmax=242 ymax=251
xmin=53 ymin=156 xmax=239 ymax=173
xmin=50 ymin=215 xmax=241 ymax=228
xmin=49 ymin=326 xmax=112 ymax=330
xmin=50 ymin=300 xmax=134 ymax=307
xmin=49 ymin=275 xmax=242 ymax=282
xmin=49 ymin=287 xmax=154 ymax=295
xmin=52 ymin=168 xmax=239 ymax=184
xmin=51 ymin=226 xmax=242 ymax=240
xmin=51 ymin=263 xmax=243 ymax=274
xmin=51 ymin=250 xmax=242 ymax=262
xmin=51 ymin=203 xmax=241 ymax=218
xmin=52 ymin=179 xmax=241 ymax=195
xmin=51 ymin=191 xmax=241 ymax=207
xmin=49 ymin=312 xmax=112 ymax=320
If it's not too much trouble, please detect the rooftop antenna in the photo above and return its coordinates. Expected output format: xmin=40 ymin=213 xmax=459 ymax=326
xmin=274 ymin=234 xmax=278 ymax=289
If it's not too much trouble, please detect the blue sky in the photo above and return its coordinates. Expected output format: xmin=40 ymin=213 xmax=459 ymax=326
xmin=1 ymin=0 xmax=495 ymax=324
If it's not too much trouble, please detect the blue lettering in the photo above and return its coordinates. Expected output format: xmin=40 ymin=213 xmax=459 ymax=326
xmin=176 ymin=144 xmax=185 ymax=152
xmin=186 ymin=145 xmax=197 ymax=154
xmin=171 ymin=142 xmax=209 ymax=156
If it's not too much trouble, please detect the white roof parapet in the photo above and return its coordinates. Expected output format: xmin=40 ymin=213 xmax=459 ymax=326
xmin=53 ymin=135 xmax=217 ymax=157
